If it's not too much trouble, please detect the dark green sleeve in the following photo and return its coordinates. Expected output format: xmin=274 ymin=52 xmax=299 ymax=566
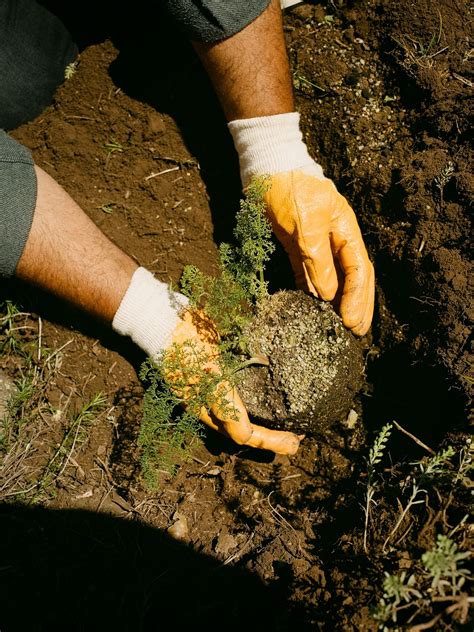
xmin=0 ymin=131 xmax=37 ymax=277
xmin=162 ymin=0 xmax=271 ymax=43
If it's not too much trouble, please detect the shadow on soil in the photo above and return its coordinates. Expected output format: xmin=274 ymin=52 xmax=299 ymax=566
xmin=0 ymin=502 xmax=311 ymax=632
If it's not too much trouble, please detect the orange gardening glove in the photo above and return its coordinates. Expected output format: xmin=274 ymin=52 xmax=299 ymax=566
xmin=167 ymin=309 xmax=303 ymax=455
xmin=228 ymin=112 xmax=375 ymax=336
xmin=264 ymin=171 xmax=374 ymax=336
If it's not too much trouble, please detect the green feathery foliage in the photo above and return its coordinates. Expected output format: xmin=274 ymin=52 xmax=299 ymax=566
xmin=363 ymin=423 xmax=393 ymax=551
xmin=139 ymin=357 xmax=204 ymax=489
xmin=382 ymin=446 xmax=456 ymax=551
xmin=229 ymin=176 xmax=275 ymax=302
xmin=181 ymin=176 xmax=275 ymax=352
xmin=371 ymin=531 xmax=471 ymax=628
xmin=422 ymin=534 xmax=471 ymax=596
xmin=138 ymin=177 xmax=275 ymax=486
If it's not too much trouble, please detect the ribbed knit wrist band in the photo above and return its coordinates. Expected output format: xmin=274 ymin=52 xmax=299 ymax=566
xmin=112 ymin=267 xmax=188 ymax=359
xmin=228 ymin=112 xmax=325 ymax=188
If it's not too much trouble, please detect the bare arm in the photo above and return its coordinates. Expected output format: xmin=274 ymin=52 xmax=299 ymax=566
xmin=16 ymin=166 xmax=137 ymax=323
xmin=192 ymin=0 xmax=293 ymax=120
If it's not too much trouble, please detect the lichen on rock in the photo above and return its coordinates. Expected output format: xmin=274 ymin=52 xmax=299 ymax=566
xmin=237 ymin=290 xmax=365 ymax=434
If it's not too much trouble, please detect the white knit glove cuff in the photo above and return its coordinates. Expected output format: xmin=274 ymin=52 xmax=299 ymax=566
xmin=228 ymin=112 xmax=325 ymax=188
xmin=112 ymin=267 xmax=188 ymax=359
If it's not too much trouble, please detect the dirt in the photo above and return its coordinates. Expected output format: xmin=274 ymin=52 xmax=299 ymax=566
xmin=1 ymin=1 xmax=472 ymax=630
xmin=238 ymin=290 xmax=364 ymax=434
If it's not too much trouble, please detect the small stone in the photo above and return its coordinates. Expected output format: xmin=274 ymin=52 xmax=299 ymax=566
xmin=215 ymin=532 xmax=239 ymax=556
xmin=167 ymin=516 xmax=189 ymax=541
xmin=0 ymin=372 xmax=16 ymax=419
xmin=346 ymin=409 xmax=359 ymax=429
xmin=206 ymin=467 xmax=221 ymax=476
xmin=147 ymin=112 xmax=166 ymax=135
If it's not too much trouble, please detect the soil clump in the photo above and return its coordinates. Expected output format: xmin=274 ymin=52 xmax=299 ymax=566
xmin=238 ymin=290 xmax=364 ymax=434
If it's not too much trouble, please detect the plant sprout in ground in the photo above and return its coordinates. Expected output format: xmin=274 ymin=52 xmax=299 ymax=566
xmin=422 ymin=534 xmax=471 ymax=597
xmin=139 ymin=177 xmax=276 ymax=485
xmin=363 ymin=422 xmax=392 ymax=552
xmin=64 ymin=60 xmax=78 ymax=80
xmin=382 ymin=446 xmax=456 ymax=551
xmin=371 ymin=532 xmax=472 ymax=630
xmin=369 ymin=436 xmax=473 ymax=630
xmin=0 ymin=301 xmax=35 ymax=355
xmin=0 ymin=303 xmax=107 ymax=503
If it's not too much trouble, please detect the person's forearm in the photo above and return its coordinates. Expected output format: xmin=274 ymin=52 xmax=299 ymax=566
xmin=192 ymin=0 xmax=293 ymax=120
xmin=16 ymin=166 xmax=138 ymax=323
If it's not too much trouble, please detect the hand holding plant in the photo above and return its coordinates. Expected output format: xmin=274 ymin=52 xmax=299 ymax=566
xmin=165 ymin=308 xmax=303 ymax=455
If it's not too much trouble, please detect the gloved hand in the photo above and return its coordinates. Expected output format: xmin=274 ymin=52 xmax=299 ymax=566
xmin=228 ymin=112 xmax=375 ymax=336
xmin=168 ymin=309 xmax=302 ymax=454
xmin=113 ymin=267 xmax=302 ymax=455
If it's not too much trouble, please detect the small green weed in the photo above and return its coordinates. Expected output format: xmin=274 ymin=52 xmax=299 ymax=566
xmin=31 ymin=392 xmax=107 ymax=502
xmin=434 ymin=161 xmax=455 ymax=207
xmin=366 ymin=435 xmax=473 ymax=630
xmin=0 ymin=301 xmax=36 ymax=356
xmin=371 ymin=532 xmax=472 ymax=629
xmin=97 ymin=203 xmax=116 ymax=214
xmin=392 ymin=11 xmax=448 ymax=73
xmin=1 ymin=302 xmax=107 ymax=503
xmin=382 ymin=446 xmax=456 ymax=551
xmin=363 ymin=422 xmax=393 ymax=551
xmin=104 ymin=138 xmax=125 ymax=155
xmin=293 ymin=73 xmax=326 ymax=93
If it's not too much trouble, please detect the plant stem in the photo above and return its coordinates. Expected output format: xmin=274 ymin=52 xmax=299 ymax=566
xmin=363 ymin=486 xmax=374 ymax=552
xmin=383 ymin=484 xmax=424 ymax=551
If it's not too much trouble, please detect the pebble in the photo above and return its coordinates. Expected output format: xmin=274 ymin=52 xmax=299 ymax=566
xmin=0 ymin=372 xmax=16 ymax=419
xmin=167 ymin=515 xmax=189 ymax=541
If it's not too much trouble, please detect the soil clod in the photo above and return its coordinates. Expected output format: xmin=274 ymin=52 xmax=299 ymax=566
xmin=238 ymin=290 xmax=365 ymax=434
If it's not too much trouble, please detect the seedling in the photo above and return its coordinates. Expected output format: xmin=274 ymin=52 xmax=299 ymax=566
xmin=363 ymin=422 xmax=392 ymax=552
xmin=422 ymin=534 xmax=471 ymax=597
xmin=32 ymin=392 xmax=107 ymax=501
xmin=97 ymin=203 xmax=116 ymax=214
xmin=139 ymin=177 xmax=276 ymax=484
xmin=382 ymin=446 xmax=455 ymax=551
xmin=0 ymin=301 xmax=35 ymax=355
xmin=371 ymin=531 xmax=472 ymax=629
xmin=104 ymin=138 xmax=125 ymax=155
xmin=434 ymin=161 xmax=455 ymax=206
xmin=320 ymin=14 xmax=335 ymax=26
xmin=392 ymin=11 xmax=448 ymax=72
xmin=293 ymin=73 xmax=326 ymax=93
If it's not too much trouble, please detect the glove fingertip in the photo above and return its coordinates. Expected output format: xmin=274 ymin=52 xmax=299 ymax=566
xmin=344 ymin=265 xmax=375 ymax=336
xmin=340 ymin=303 xmax=365 ymax=332
xmin=303 ymin=261 xmax=338 ymax=301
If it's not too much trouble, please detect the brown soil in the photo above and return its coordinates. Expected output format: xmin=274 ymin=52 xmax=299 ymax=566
xmin=238 ymin=290 xmax=364 ymax=434
xmin=1 ymin=1 xmax=472 ymax=631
